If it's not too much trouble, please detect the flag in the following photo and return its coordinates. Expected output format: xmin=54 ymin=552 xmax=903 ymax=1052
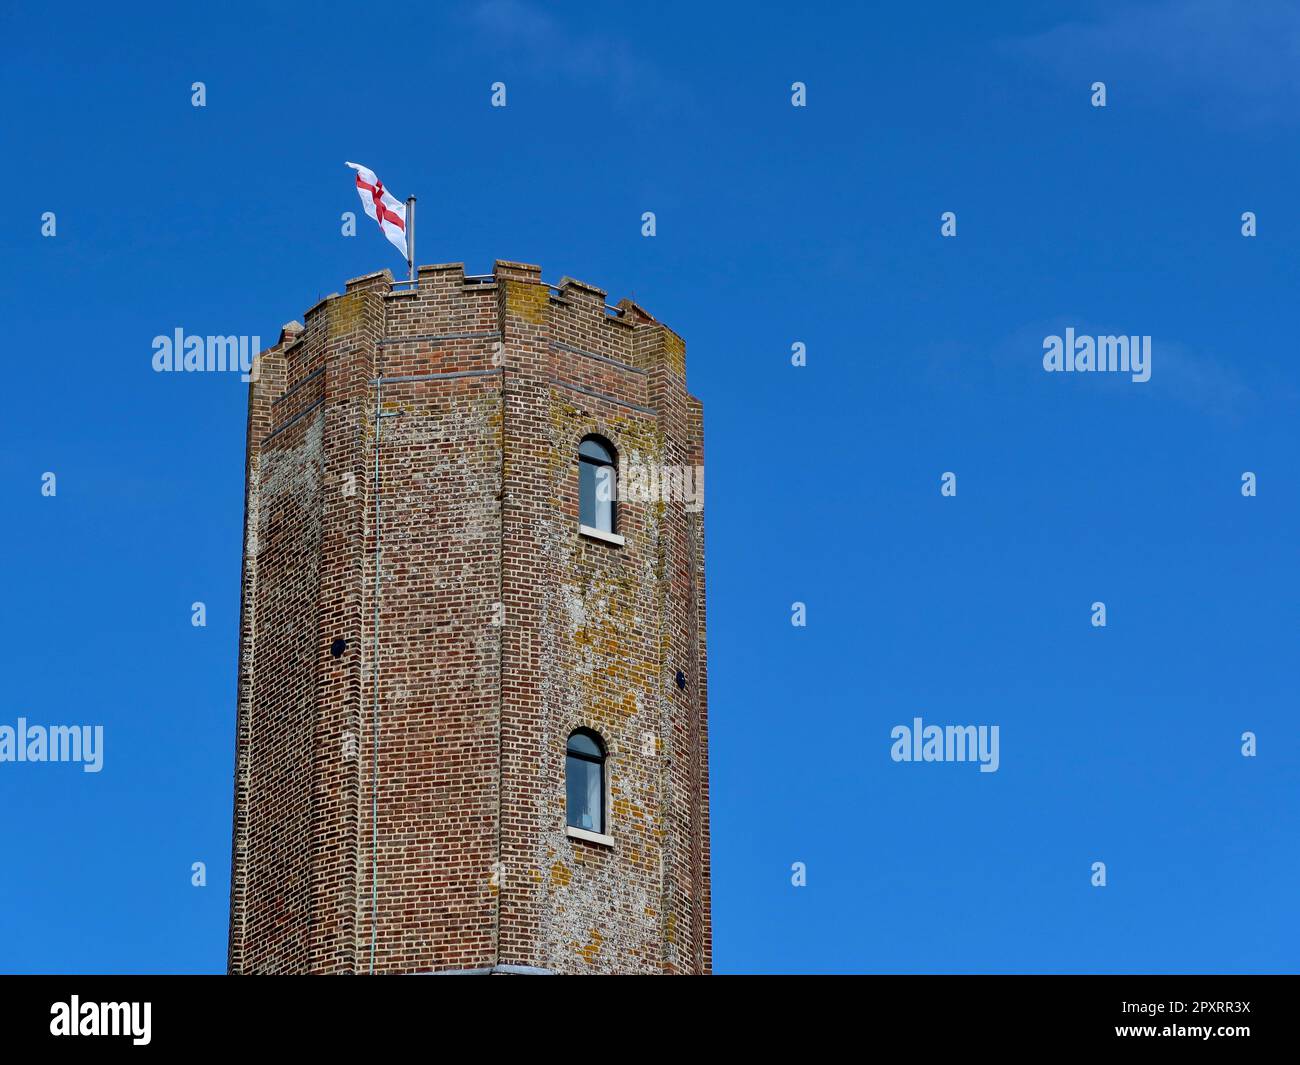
xmin=345 ymin=161 xmax=408 ymax=260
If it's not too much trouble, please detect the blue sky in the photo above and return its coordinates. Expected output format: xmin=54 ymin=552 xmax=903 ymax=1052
xmin=1 ymin=0 xmax=1296 ymax=974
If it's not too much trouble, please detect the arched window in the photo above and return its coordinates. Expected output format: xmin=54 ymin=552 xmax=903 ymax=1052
xmin=566 ymin=729 xmax=606 ymax=834
xmin=578 ymin=436 xmax=616 ymax=535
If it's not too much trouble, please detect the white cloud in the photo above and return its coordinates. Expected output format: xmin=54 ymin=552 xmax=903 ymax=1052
xmin=463 ymin=0 xmax=685 ymax=109
xmin=1005 ymin=0 xmax=1300 ymax=127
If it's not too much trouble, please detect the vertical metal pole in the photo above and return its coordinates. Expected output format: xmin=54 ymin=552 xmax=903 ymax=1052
xmin=406 ymin=196 xmax=416 ymax=283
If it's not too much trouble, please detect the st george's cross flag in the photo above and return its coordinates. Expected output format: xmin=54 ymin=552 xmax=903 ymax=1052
xmin=346 ymin=161 xmax=408 ymax=259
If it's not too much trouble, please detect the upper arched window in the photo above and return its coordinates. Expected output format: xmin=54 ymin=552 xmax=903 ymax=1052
xmin=566 ymin=729 xmax=606 ymax=834
xmin=578 ymin=436 xmax=617 ymax=535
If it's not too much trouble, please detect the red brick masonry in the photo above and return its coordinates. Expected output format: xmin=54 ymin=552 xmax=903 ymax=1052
xmin=228 ymin=261 xmax=710 ymax=974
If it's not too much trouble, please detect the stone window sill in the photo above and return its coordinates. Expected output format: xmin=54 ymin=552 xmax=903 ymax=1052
xmin=579 ymin=524 xmax=625 ymax=547
xmin=566 ymin=825 xmax=615 ymax=847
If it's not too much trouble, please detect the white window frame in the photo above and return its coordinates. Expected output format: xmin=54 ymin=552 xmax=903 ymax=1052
xmin=564 ymin=739 xmax=615 ymax=848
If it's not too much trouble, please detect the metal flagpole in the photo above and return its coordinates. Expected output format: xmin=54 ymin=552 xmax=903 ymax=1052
xmin=406 ymin=196 xmax=416 ymax=282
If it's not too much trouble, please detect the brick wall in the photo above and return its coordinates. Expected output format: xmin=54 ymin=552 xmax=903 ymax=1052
xmin=229 ymin=261 xmax=710 ymax=974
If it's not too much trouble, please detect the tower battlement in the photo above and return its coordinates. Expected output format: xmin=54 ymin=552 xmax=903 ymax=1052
xmin=229 ymin=261 xmax=710 ymax=975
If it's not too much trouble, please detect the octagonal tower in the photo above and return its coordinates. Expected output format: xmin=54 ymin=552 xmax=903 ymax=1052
xmin=228 ymin=260 xmax=710 ymax=975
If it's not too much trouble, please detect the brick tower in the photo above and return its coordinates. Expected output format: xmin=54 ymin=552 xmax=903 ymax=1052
xmin=228 ymin=261 xmax=710 ymax=974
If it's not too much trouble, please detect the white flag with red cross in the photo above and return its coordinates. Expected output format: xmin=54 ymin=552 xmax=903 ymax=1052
xmin=346 ymin=161 xmax=409 ymax=260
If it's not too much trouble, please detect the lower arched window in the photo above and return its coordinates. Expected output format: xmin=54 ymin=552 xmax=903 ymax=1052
xmin=566 ymin=730 xmax=606 ymax=833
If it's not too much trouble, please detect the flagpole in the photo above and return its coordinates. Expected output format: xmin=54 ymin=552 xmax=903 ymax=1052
xmin=406 ymin=196 xmax=416 ymax=283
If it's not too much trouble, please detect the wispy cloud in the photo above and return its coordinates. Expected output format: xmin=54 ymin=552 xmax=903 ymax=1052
xmin=1024 ymin=318 xmax=1258 ymax=420
xmin=462 ymin=0 xmax=686 ymax=109
xmin=922 ymin=317 xmax=1259 ymax=421
xmin=1004 ymin=0 xmax=1300 ymax=127
xmin=1151 ymin=338 xmax=1259 ymax=418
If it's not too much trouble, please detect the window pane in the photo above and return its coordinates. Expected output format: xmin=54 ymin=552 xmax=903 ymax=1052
xmin=579 ymin=461 xmax=598 ymax=528
xmin=580 ymin=462 xmax=614 ymax=532
xmin=567 ymin=732 xmax=601 ymax=758
xmin=594 ymin=465 xmax=615 ymax=525
xmin=585 ymin=757 xmax=602 ymax=833
xmin=566 ymin=755 xmax=602 ymax=832
xmin=579 ymin=438 xmax=613 ymax=463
